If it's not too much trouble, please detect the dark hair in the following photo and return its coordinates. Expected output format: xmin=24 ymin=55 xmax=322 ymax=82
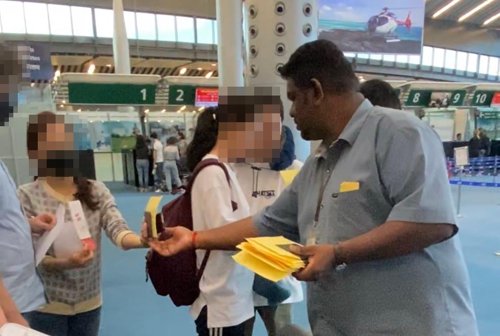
xmin=279 ymin=39 xmax=359 ymax=94
xmin=27 ymin=111 xmax=99 ymax=211
xmin=178 ymin=132 xmax=186 ymax=140
xmin=166 ymin=136 xmax=178 ymax=145
xmin=359 ymin=79 xmax=401 ymax=109
xmin=279 ymin=100 xmax=284 ymax=121
xmin=186 ymin=107 xmax=219 ymax=172
xmin=135 ymin=134 xmax=147 ymax=149
xmin=150 ymin=132 xmax=158 ymax=139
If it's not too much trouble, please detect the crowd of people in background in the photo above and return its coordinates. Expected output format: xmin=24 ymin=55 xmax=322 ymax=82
xmin=133 ymin=131 xmax=188 ymax=194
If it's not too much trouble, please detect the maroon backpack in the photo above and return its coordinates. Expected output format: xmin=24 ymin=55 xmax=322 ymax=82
xmin=146 ymin=158 xmax=237 ymax=307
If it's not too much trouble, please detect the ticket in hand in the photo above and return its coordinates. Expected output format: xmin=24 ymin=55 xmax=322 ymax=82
xmin=68 ymin=200 xmax=96 ymax=251
xmin=144 ymin=196 xmax=163 ymax=239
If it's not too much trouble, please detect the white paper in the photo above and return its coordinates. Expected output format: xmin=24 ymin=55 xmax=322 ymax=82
xmin=52 ymin=206 xmax=83 ymax=259
xmin=35 ymin=205 xmax=65 ymax=266
xmin=68 ymin=200 xmax=92 ymax=240
xmin=0 ymin=323 xmax=49 ymax=336
xmin=454 ymin=146 xmax=469 ymax=167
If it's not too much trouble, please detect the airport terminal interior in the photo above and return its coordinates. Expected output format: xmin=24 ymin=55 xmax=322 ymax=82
xmin=0 ymin=0 xmax=499 ymax=335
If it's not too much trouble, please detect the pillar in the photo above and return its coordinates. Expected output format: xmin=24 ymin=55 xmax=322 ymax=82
xmin=112 ymin=0 xmax=131 ymax=74
xmin=113 ymin=0 xmax=136 ymax=114
xmin=216 ymin=0 xmax=244 ymax=87
xmin=242 ymin=0 xmax=318 ymax=161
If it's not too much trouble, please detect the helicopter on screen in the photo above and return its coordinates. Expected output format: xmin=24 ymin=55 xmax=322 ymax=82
xmin=367 ymin=7 xmax=413 ymax=41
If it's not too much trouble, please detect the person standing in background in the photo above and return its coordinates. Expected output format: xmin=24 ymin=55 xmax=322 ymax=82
xmin=134 ymin=134 xmax=150 ymax=192
xmin=150 ymin=132 xmax=165 ymax=192
xmin=359 ymin=79 xmax=402 ymax=110
xmin=177 ymin=132 xmax=189 ymax=179
xmin=163 ymin=136 xmax=183 ymax=194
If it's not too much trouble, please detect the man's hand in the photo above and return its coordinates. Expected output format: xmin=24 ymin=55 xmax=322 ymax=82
xmin=290 ymin=244 xmax=336 ymax=281
xmin=149 ymin=227 xmax=193 ymax=257
xmin=29 ymin=213 xmax=56 ymax=234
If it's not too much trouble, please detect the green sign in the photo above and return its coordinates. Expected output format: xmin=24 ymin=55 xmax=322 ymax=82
xmin=406 ymin=90 xmax=431 ymax=107
xmin=168 ymin=85 xmax=195 ymax=105
xmin=471 ymin=91 xmax=494 ymax=107
xmin=68 ymin=83 xmax=156 ymax=105
xmin=478 ymin=111 xmax=498 ymax=120
xmin=449 ymin=90 xmax=466 ymax=106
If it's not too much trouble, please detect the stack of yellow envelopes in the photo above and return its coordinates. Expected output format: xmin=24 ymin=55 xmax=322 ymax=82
xmin=233 ymin=236 xmax=305 ymax=282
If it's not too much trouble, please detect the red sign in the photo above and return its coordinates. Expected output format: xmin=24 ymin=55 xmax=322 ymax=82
xmin=491 ymin=92 xmax=500 ymax=107
xmin=195 ymin=87 xmax=218 ymax=107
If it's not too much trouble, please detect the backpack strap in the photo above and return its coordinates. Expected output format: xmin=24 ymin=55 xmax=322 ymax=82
xmin=189 ymin=158 xmax=239 ymax=280
xmin=187 ymin=159 xmax=238 ymax=211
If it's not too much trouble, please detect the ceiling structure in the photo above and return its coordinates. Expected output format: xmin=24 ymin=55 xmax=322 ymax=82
xmin=46 ymin=0 xmax=499 ymax=79
xmin=425 ymin=0 xmax=500 ymax=28
xmin=51 ymin=55 xmax=219 ymax=78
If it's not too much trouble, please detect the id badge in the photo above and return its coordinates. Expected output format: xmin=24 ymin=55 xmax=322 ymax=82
xmin=306 ymin=223 xmax=319 ymax=246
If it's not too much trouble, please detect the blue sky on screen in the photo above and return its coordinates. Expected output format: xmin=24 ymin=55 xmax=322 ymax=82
xmin=319 ymin=0 xmax=425 ymax=27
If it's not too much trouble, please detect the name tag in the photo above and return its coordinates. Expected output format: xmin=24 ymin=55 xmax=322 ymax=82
xmin=339 ymin=181 xmax=360 ymax=193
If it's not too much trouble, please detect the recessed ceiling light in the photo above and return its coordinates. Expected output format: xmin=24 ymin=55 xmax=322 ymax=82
xmin=180 ymin=105 xmax=186 ymax=111
xmin=179 ymin=67 xmax=187 ymax=75
xmin=205 ymin=71 xmax=214 ymax=79
xmin=459 ymin=0 xmax=494 ymax=22
xmin=161 ymin=109 xmax=166 ymax=113
xmin=433 ymin=0 xmax=462 ymax=19
xmin=197 ymin=67 xmax=202 ymax=71
xmin=87 ymin=63 xmax=96 ymax=74
xmin=211 ymin=63 xmax=217 ymax=67
xmin=483 ymin=12 xmax=500 ymax=26
xmin=145 ymin=109 xmax=150 ymax=113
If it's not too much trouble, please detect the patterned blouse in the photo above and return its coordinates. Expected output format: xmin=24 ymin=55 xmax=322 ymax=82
xmin=17 ymin=179 xmax=134 ymax=315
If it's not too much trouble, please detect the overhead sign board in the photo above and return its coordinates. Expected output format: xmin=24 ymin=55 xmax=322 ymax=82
xmin=490 ymin=92 xmax=500 ymax=108
xmin=68 ymin=83 xmax=156 ymax=105
xmin=471 ymin=91 xmax=494 ymax=107
xmin=405 ymin=89 xmax=431 ymax=107
xmin=168 ymin=85 xmax=195 ymax=105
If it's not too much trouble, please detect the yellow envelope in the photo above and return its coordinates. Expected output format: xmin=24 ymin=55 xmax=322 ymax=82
xmin=233 ymin=251 xmax=290 ymax=282
xmin=280 ymin=169 xmax=300 ymax=187
xmin=237 ymin=243 xmax=291 ymax=272
xmin=144 ymin=196 xmax=163 ymax=238
xmin=339 ymin=181 xmax=360 ymax=193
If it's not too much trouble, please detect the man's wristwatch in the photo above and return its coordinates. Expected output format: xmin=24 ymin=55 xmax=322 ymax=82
xmin=333 ymin=243 xmax=348 ymax=271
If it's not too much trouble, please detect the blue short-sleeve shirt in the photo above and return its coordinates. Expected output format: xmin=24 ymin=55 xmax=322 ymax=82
xmin=254 ymin=100 xmax=478 ymax=336
xmin=0 ymin=161 xmax=46 ymax=313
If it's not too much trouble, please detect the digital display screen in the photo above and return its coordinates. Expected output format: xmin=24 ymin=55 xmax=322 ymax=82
xmin=195 ymin=87 xmax=218 ymax=107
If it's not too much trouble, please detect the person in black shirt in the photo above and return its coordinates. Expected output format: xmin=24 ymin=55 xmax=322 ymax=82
xmin=135 ymin=134 xmax=150 ymax=192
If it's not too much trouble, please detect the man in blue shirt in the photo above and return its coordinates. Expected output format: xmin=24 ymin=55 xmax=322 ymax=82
xmin=0 ymin=43 xmax=52 ymax=327
xmin=149 ymin=40 xmax=478 ymax=336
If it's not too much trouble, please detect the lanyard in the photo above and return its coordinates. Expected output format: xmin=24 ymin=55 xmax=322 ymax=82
xmin=313 ymin=140 xmax=341 ymax=225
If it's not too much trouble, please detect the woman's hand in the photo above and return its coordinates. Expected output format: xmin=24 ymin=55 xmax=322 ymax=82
xmin=29 ymin=213 xmax=56 ymax=234
xmin=67 ymin=248 xmax=95 ymax=269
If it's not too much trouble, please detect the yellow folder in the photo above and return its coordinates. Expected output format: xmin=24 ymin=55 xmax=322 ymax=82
xmin=232 ymin=236 xmax=305 ymax=282
xmin=144 ymin=196 xmax=163 ymax=239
